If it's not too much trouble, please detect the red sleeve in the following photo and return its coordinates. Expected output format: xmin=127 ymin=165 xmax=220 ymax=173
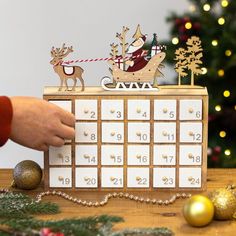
xmin=0 ymin=96 xmax=13 ymax=147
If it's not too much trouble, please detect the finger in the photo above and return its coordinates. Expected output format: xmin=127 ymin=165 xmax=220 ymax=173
xmin=60 ymin=110 xmax=75 ymax=127
xmin=39 ymin=143 xmax=49 ymax=152
xmin=48 ymin=136 xmax=65 ymax=147
xmin=57 ymin=125 xmax=75 ymax=140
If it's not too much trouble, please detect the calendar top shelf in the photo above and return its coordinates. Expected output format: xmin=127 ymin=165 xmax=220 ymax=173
xmin=43 ymin=86 xmax=208 ymax=96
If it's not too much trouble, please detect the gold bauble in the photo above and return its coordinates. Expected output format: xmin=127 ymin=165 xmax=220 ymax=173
xmin=183 ymin=195 xmax=214 ymax=227
xmin=12 ymin=160 xmax=42 ymax=190
xmin=209 ymin=188 xmax=236 ymax=220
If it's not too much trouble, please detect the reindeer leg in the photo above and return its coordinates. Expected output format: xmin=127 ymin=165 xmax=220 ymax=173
xmin=65 ymin=78 xmax=69 ymax=91
xmin=59 ymin=78 xmax=63 ymax=91
xmin=72 ymin=78 xmax=76 ymax=91
xmin=79 ymin=77 xmax=85 ymax=91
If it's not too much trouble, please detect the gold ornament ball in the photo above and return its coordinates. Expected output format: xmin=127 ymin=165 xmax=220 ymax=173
xmin=13 ymin=160 xmax=42 ymax=190
xmin=209 ymin=188 xmax=236 ymax=220
xmin=183 ymin=195 xmax=214 ymax=227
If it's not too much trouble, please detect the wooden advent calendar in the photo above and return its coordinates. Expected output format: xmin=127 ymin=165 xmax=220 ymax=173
xmin=43 ymin=86 xmax=208 ymax=192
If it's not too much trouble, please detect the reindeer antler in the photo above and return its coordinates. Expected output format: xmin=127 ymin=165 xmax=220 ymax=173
xmin=50 ymin=44 xmax=73 ymax=58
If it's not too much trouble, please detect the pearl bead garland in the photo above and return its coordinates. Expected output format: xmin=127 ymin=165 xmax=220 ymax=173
xmin=34 ymin=190 xmax=191 ymax=207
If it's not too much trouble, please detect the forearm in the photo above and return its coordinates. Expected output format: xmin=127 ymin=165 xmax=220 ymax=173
xmin=0 ymin=96 xmax=13 ymax=147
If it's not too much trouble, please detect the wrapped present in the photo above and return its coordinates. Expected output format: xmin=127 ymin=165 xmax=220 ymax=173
xmin=151 ymin=45 xmax=161 ymax=57
xmin=114 ymin=56 xmax=125 ymax=69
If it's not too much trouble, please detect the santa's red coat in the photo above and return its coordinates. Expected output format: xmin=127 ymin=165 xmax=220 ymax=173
xmin=127 ymin=48 xmax=148 ymax=72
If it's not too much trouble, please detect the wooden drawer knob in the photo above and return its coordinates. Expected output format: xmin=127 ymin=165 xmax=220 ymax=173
xmin=162 ymin=176 xmax=168 ymax=182
xmin=188 ymin=131 xmax=194 ymax=136
xmin=188 ymin=108 xmax=194 ymax=113
xmin=162 ymin=131 xmax=168 ymax=136
xmin=83 ymin=131 xmax=88 ymax=136
xmin=188 ymin=153 xmax=194 ymax=159
xmin=57 ymin=153 xmax=63 ymax=159
xmin=136 ymin=108 xmax=142 ymax=113
xmin=110 ymin=154 xmax=115 ymax=159
xmin=136 ymin=131 xmax=141 ymax=136
xmin=110 ymin=177 xmax=116 ymax=181
xmin=188 ymin=176 xmax=194 ymax=181
xmin=110 ymin=132 xmax=115 ymax=136
xmin=84 ymin=109 xmax=89 ymax=114
xmin=136 ymin=154 xmax=142 ymax=159
xmin=162 ymin=155 xmax=168 ymax=159
xmin=58 ymin=176 xmax=64 ymax=181
xmin=110 ymin=109 xmax=115 ymax=114
xmin=163 ymin=108 xmax=168 ymax=113
xmin=83 ymin=154 xmax=90 ymax=159
xmin=136 ymin=176 xmax=141 ymax=181
xmin=84 ymin=177 xmax=90 ymax=181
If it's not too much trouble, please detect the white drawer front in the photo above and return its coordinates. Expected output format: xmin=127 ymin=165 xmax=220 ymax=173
xmin=179 ymin=145 xmax=202 ymax=165
xmin=101 ymin=145 xmax=124 ymax=165
xmin=154 ymin=100 xmax=176 ymax=120
xmin=153 ymin=168 xmax=176 ymax=188
xmin=128 ymin=122 xmax=150 ymax=143
xmin=179 ymin=167 xmax=201 ymax=188
xmin=127 ymin=168 xmax=149 ymax=188
xmin=127 ymin=145 xmax=150 ymax=165
xmin=49 ymin=168 xmax=72 ymax=188
xmin=75 ymin=145 xmax=97 ymax=165
xmin=153 ymin=145 xmax=176 ymax=165
xmin=101 ymin=100 xmax=124 ymax=120
xmin=154 ymin=122 xmax=176 ymax=143
xmin=180 ymin=100 xmax=202 ymax=120
xmin=49 ymin=145 xmax=72 ymax=165
xmin=49 ymin=100 xmax=72 ymax=113
xmin=75 ymin=99 xmax=97 ymax=120
xmin=180 ymin=122 xmax=202 ymax=143
xmin=75 ymin=122 xmax=97 ymax=143
xmin=128 ymin=100 xmax=150 ymax=120
xmin=75 ymin=167 xmax=98 ymax=188
xmin=101 ymin=167 xmax=123 ymax=188
xmin=102 ymin=122 xmax=124 ymax=143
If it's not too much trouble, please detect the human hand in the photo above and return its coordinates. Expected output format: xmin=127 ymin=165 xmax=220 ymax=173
xmin=10 ymin=97 xmax=75 ymax=151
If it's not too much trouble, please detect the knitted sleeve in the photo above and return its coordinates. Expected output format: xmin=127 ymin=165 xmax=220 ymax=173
xmin=0 ymin=96 xmax=13 ymax=147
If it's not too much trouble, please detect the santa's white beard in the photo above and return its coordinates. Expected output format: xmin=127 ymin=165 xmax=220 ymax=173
xmin=126 ymin=43 xmax=143 ymax=54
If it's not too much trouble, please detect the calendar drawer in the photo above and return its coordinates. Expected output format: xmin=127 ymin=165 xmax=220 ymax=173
xmin=101 ymin=145 xmax=124 ymax=165
xmin=75 ymin=145 xmax=97 ymax=165
xmin=127 ymin=145 xmax=150 ymax=165
xmin=75 ymin=122 xmax=97 ymax=143
xmin=128 ymin=122 xmax=150 ymax=143
xmin=154 ymin=122 xmax=176 ymax=143
xmin=153 ymin=145 xmax=176 ymax=165
xmin=154 ymin=100 xmax=176 ymax=120
xmin=153 ymin=168 xmax=176 ymax=188
xmin=101 ymin=100 xmax=124 ymax=120
xmin=49 ymin=100 xmax=72 ymax=113
xmin=75 ymin=168 xmax=98 ymax=188
xmin=128 ymin=100 xmax=150 ymax=120
xmin=127 ymin=168 xmax=149 ymax=188
xmin=179 ymin=145 xmax=202 ymax=165
xmin=180 ymin=100 xmax=202 ymax=120
xmin=49 ymin=168 xmax=72 ymax=188
xmin=102 ymin=122 xmax=124 ymax=143
xmin=75 ymin=99 xmax=97 ymax=120
xmin=179 ymin=167 xmax=201 ymax=188
xmin=101 ymin=167 xmax=123 ymax=188
xmin=180 ymin=122 xmax=202 ymax=143
xmin=49 ymin=145 xmax=72 ymax=165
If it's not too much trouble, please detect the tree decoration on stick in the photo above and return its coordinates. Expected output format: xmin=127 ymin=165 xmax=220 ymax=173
xmin=174 ymin=36 xmax=203 ymax=86
xmin=110 ymin=43 xmax=119 ymax=60
xmin=116 ymin=26 xmax=129 ymax=71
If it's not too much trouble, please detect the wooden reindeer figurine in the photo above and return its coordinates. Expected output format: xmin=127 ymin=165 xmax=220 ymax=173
xmin=50 ymin=44 xmax=84 ymax=91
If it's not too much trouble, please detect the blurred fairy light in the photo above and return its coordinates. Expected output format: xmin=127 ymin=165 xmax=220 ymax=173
xmin=225 ymin=50 xmax=232 ymax=57
xmin=219 ymin=131 xmax=226 ymax=138
xmin=221 ymin=0 xmax=229 ymax=8
xmin=172 ymin=37 xmax=179 ymax=45
xmin=212 ymin=40 xmax=218 ymax=46
xmin=223 ymin=90 xmax=230 ymax=97
xmin=189 ymin=5 xmax=196 ymax=12
xmin=203 ymin=4 xmax=211 ymax=11
xmin=234 ymin=105 xmax=236 ymax=110
xmin=185 ymin=22 xmax=192 ymax=30
xmin=215 ymin=105 xmax=221 ymax=112
xmin=218 ymin=69 xmax=224 ymax=77
xmin=201 ymin=67 xmax=208 ymax=74
xmin=218 ymin=17 xmax=225 ymax=25
xmin=224 ymin=149 xmax=231 ymax=156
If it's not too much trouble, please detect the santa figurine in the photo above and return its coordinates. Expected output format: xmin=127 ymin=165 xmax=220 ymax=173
xmin=126 ymin=34 xmax=148 ymax=72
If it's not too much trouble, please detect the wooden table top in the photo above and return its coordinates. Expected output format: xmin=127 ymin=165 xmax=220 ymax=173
xmin=1 ymin=168 xmax=236 ymax=236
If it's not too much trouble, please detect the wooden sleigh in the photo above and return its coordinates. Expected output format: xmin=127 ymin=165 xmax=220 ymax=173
xmin=101 ymin=52 xmax=166 ymax=91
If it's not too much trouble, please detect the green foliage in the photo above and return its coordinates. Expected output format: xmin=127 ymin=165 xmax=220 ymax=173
xmin=0 ymin=191 xmax=173 ymax=236
xmin=155 ymin=0 xmax=236 ymax=167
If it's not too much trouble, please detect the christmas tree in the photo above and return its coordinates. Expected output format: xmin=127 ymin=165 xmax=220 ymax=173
xmin=159 ymin=0 xmax=236 ymax=167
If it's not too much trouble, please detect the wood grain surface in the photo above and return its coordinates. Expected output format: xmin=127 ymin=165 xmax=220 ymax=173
xmin=1 ymin=169 xmax=236 ymax=235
